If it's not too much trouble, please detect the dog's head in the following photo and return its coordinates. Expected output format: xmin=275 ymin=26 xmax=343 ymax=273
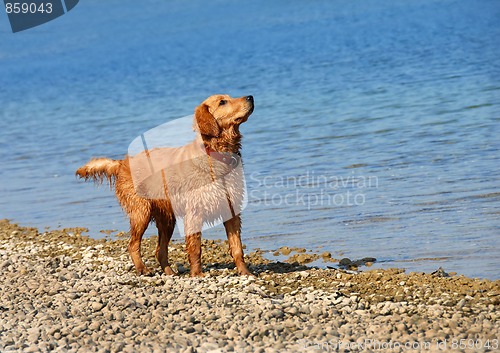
xmin=194 ymin=94 xmax=254 ymax=137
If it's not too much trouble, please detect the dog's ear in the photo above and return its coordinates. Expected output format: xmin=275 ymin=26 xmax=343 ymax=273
xmin=195 ymin=103 xmax=220 ymax=137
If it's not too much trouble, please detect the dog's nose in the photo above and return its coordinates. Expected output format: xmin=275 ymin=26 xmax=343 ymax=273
xmin=245 ymin=95 xmax=254 ymax=103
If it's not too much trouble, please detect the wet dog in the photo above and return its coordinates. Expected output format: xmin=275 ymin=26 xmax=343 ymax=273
xmin=76 ymin=94 xmax=254 ymax=277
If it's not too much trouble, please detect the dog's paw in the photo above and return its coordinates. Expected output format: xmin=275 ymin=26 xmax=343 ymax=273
xmin=137 ymin=266 xmax=154 ymax=276
xmin=163 ymin=266 xmax=178 ymax=276
xmin=189 ymin=270 xmax=205 ymax=278
xmin=237 ymin=265 xmax=254 ymax=277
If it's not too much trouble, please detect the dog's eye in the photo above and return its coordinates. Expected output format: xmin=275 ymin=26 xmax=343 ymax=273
xmin=219 ymin=100 xmax=227 ymax=106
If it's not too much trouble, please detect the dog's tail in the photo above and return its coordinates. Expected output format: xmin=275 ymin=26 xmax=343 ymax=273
xmin=76 ymin=158 xmax=122 ymax=186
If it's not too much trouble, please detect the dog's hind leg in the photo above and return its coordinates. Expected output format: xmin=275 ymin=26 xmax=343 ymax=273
xmin=154 ymin=213 xmax=176 ymax=275
xmin=127 ymin=202 xmax=152 ymax=276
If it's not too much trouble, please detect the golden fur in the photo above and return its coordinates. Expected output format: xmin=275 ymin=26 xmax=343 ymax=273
xmin=76 ymin=94 xmax=254 ymax=276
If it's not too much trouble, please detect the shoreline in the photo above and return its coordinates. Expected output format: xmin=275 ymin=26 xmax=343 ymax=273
xmin=7 ymin=218 xmax=497 ymax=281
xmin=0 ymin=220 xmax=498 ymax=352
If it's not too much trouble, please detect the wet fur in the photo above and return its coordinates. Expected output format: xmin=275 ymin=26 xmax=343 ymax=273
xmin=76 ymin=95 xmax=254 ymax=277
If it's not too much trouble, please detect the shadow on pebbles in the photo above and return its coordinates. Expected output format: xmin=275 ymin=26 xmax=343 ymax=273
xmin=0 ymin=220 xmax=498 ymax=353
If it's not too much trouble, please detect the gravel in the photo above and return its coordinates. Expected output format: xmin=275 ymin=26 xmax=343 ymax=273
xmin=0 ymin=219 xmax=498 ymax=353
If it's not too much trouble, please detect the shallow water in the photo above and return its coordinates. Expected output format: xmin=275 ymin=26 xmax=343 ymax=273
xmin=1 ymin=0 xmax=499 ymax=279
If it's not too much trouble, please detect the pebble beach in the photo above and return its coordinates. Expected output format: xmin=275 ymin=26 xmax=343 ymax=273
xmin=0 ymin=219 xmax=498 ymax=353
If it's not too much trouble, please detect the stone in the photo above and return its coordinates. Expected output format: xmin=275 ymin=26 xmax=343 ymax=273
xmin=339 ymin=258 xmax=352 ymax=266
xmin=91 ymin=302 xmax=104 ymax=311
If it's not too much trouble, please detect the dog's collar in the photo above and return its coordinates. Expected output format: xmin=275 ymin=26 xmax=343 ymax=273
xmin=204 ymin=146 xmax=240 ymax=168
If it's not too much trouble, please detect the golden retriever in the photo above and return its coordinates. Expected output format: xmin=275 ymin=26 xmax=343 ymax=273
xmin=76 ymin=94 xmax=254 ymax=277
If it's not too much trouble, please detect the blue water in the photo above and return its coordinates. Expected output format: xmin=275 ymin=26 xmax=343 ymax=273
xmin=1 ymin=0 xmax=499 ymax=279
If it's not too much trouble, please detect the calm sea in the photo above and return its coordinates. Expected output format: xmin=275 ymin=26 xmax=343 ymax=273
xmin=0 ymin=0 xmax=499 ymax=279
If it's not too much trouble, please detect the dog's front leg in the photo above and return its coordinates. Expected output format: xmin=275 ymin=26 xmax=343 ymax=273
xmin=224 ymin=215 xmax=252 ymax=276
xmin=185 ymin=232 xmax=203 ymax=277
xmin=184 ymin=214 xmax=204 ymax=277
